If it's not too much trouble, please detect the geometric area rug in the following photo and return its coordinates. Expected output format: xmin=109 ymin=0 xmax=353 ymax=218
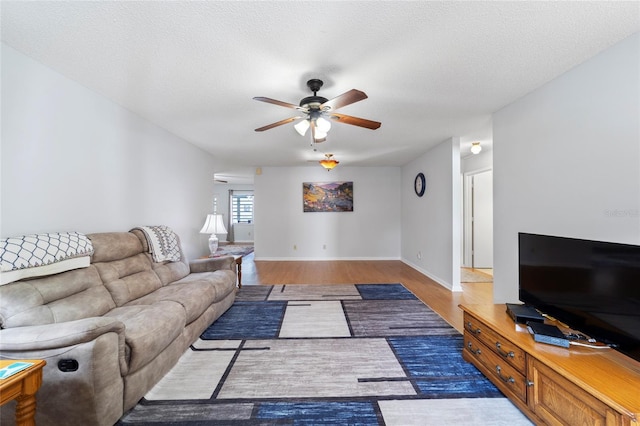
xmin=117 ymin=284 xmax=532 ymax=425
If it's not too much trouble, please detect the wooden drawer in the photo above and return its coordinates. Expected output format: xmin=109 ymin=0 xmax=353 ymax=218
xmin=463 ymin=312 xmax=526 ymax=373
xmin=464 ymin=333 xmax=528 ymax=403
xmin=527 ymin=357 xmax=627 ymax=426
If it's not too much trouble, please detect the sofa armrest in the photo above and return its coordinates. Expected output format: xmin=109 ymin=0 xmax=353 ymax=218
xmin=0 ymin=317 xmax=125 ymax=350
xmin=189 ymin=255 xmax=235 ymax=273
xmin=0 ymin=317 xmax=128 ymax=374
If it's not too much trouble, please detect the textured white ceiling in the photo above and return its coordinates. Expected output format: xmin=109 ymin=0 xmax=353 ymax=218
xmin=2 ymin=1 xmax=639 ymax=177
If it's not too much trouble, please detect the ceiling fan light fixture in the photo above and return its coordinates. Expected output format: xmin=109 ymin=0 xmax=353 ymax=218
xmin=294 ymin=119 xmax=310 ymax=136
xmin=471 ymin=142 xmax=482 ymax=154
xmin=319 ymin=154 xmax=339 ymax=171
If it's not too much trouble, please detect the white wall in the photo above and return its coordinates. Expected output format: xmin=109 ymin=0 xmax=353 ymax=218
xmin=1 ymin=44 xmax=219 ymax=259
xmin=232 ymin=223 xmax=254 ymax=243
xmin=401 ymin=137 xmax=462 ymax=291
xmin=254 ymin=166 xmax=401 ymax=260
xmin=462 ymin=150 xmax=493 ymax=174
xmin=493 ymin=33 xmax=640 ymax=303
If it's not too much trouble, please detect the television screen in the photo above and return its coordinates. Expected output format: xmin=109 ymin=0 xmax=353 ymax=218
xmin=518 ymin=233 xmax=640 ymax=362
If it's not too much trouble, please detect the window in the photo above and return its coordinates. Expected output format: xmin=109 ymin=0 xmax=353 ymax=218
xmin=231 ymin=192 xmax=254 ymax=224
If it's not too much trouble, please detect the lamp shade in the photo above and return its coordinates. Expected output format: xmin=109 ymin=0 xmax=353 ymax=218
xmin=470 ymin=142 xmax=482 ymax=154
xmin=199 ymin=214 xmax=227 ymax=235
xmin=294 ymin=119 xmax=310 ymax=136
xmin=316 ymin=116 xmax=332 ymax=133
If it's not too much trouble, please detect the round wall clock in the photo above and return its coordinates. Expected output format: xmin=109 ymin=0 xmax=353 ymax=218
xmin=414 ymin=172 xmax=426 ymax=197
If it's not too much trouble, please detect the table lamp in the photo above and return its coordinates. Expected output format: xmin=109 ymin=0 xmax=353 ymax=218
xmin=200 ymin=214 xmax=227 ymax=255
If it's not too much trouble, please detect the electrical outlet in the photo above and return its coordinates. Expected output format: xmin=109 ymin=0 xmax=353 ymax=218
xmin=323 ymin=244 xmax=327 ymax=250
xmin=417 ymin=251 xmax=422 ymax=260
xmin=293 ymin=245 xmax=297 ymax=250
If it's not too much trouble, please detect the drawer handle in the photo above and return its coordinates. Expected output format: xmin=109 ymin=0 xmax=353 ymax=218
xmin=467 ymin=341 xmax=481 ymax=355
xmin=495 ymin=342 xmax=515 ymax=359
xmin=465 ymin=322 xmax=481 ymax=335
xmin=495 ymin=365 xmax=515 ymax=384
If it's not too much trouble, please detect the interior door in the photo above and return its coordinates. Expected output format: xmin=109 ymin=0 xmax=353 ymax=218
xmin=472 ymin=170 xmax=493 ymax=268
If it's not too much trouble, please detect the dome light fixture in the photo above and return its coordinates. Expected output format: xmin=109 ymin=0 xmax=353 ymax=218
xmin=470 ymin=142 xmax=482 ymax=155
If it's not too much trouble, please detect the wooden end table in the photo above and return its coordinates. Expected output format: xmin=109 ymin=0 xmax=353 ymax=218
xmin=0 ymin=359 xmax=46 ymax=426
xmin=233 ymin=255 xmax=243 ymax=289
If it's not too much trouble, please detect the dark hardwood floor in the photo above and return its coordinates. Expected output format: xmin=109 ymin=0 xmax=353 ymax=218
xmin=239 ymin=252 xmax=492 ymax=333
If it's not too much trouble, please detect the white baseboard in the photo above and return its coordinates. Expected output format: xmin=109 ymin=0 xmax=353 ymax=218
xmin=400 ymin=259 xmax=460 ymax=292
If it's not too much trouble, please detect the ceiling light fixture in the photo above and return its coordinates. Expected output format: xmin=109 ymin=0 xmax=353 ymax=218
xmin=319 ymin=153 xmax=339 ymax=171
xmin=294 ymin=114 xmax=332 ymax=142
xmin=255 ymin=79 xmax=381 ymax=145
xmin=471 ymin=142 xmax=482 ymax=154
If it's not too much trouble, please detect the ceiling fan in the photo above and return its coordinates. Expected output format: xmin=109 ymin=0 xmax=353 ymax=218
xmin=254 ymin=79 xmax=381 ymax=143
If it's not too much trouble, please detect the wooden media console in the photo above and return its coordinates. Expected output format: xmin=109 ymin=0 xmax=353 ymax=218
xmin=459 ymin=304 xmax=640 ymax=425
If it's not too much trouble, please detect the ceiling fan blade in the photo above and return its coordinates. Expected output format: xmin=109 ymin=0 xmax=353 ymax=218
xmin=321 ymin=89 xmax=368 ymax=111
xmin=329 ymin=112 xmax=381 ymax=130
xmin=255 ymin=117 xmax=302 ymax=132
xmin=253 ymin=97 xmax=306 ymax=111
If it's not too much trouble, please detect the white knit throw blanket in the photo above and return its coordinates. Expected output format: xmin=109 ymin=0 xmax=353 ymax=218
xmin=132 ymin=226 xmax=181 ymax=263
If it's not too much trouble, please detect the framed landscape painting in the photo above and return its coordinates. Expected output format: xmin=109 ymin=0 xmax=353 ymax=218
xmin=303 ymin=181 xmax=353 ymax=212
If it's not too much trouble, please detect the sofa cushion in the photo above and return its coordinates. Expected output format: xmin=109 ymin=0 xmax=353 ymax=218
xmin=0 ymin=265 xmax=115 ymax=328
xmin=89 ymin=232 xmax=144 ymax=263
xmin=130 ymin=228 xmax=190 ymax=285
xmin=174 ymin=270 xmax=237 ymax=303
xmin=124 ymin=281 xmax=215 ymax=324
xmin=104 ymin=301 xmax=185 ymax=373
xmin=151 ymin=261 xmax=191 ymax=286
xmin=94 ymin=253 xmax=162 ymax=306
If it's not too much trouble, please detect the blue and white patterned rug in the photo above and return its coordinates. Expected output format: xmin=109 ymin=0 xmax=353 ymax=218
xmin=117 ymin=284 xmax=532 ymax=425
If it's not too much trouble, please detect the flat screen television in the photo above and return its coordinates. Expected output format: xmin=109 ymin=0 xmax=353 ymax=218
xmin=518 ymin=233 xmax=640 ymax=362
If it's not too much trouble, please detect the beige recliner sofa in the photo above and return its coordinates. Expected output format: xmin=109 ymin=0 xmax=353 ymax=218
xmin=0 ymin=229 xmax=237 ymax=425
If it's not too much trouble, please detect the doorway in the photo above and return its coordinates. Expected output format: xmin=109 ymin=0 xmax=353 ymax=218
xmin=463 ymin=169 xmax=493 ymax=270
